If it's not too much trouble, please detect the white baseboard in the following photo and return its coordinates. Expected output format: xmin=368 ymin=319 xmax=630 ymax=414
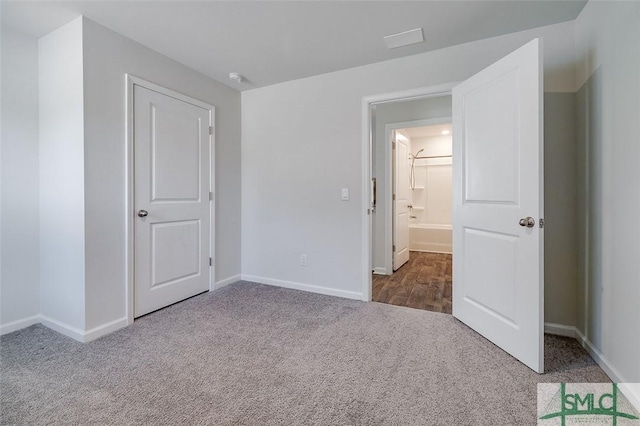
xmin=573 ymin=328 xmax=640 ymax=411
xmin=409 ymin=244 xmax=452 ymax=254
xmin=574 ymin=327 xmax=622 ymax=382
xmin=373 ymin=267 xmax=387 ymax=275
xmin=544 ymin=322 xmax=577 ymax=338
xmin=39 ymin=315 xmax=85 ymax=342
xmin=543 ymin=322 xmax=640 ymax=411
xmin=83 ymin=317 xmax=128 ymax=342
xmin=0 ymin=315 xmax=41 ymax=336
xmin=214 ymin=274 xmax=240 ymax=290
xmin=40 ymin=315 xmax=128 ymax=343
xmin=241 ymin=274 xmax=363 ymax=300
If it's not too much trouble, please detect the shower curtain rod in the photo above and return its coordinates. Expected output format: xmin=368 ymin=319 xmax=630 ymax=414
xmin=413 ymin=154 xmax=452 ymax=159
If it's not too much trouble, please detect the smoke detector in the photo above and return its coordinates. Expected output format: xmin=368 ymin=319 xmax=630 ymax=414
xmin=229 ymin=72 xmax=244 ymax=83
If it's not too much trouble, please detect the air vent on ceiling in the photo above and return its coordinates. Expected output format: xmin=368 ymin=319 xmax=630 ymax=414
xmin=384 ymin=28 xmax=424 ymax=49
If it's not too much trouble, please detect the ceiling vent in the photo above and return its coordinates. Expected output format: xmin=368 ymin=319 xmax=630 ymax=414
xmin=384 ymin=28 xmax=424 ymax=49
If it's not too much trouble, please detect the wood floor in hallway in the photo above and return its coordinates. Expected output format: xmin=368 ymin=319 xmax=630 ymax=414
xmin=372 ymin=251 xmax=452 ymax=314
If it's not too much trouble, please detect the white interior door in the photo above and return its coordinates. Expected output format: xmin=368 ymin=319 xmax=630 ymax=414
xmin=134 ymin=84 xmax=211 ymax=317
xmin=393 ymin=131 xmax=410 ymax=270
xmin=452 ymin=39 xmax=544 ymax=372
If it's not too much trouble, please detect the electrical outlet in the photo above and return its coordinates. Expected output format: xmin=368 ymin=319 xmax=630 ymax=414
xmin=300 ymin=254 xmax=308 ymax=266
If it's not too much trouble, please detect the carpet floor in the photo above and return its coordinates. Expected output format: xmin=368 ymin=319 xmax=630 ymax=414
xmin=1 ymin=282 xmax=610 ymax=425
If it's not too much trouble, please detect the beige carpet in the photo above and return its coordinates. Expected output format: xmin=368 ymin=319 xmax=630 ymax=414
xmin=1 ymin=282 xmax=611 ymax=425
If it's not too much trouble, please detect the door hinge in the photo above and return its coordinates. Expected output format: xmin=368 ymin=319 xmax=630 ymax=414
xmin=392 ymin=194 xmax=396 ymax=201
xmin=209 ymin=192 xmax=214 ymax=201
xmin=392 ymin=142 xmax=396 ymax=149
xmin=367 ymin=208 xmax=370 ymax=215
xmin=539 ymin=218 xmax=545 ymax=229
xmin=392 ymin=245 xmax=396 ymax=252
xmin=209 ymin=257 xmax=213 ymax=266
xmin=209 ymin=126 xmax=213 ymax=135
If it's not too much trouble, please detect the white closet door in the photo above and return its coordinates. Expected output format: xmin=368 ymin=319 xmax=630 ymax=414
xmin=134 ymin=85 xmax=211 ymax=317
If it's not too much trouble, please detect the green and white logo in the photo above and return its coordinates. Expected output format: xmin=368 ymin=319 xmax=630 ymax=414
xmin=538 ymin=383 xmax=640 ymax=425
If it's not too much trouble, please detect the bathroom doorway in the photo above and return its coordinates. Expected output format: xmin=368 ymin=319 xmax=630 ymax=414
xmin=369 ymin=95 xmax=453 ymax=314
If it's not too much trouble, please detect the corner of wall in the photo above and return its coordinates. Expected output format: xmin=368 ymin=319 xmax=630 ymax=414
xmin=38 ymin=15 xmax=86 ymax=332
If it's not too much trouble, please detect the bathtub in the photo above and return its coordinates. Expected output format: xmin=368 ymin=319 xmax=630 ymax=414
xmin=409 ymin=223 xmax=452 ymax=254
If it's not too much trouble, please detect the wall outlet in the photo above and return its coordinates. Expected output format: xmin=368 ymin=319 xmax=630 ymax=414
xmin=300 ymin=254 xmax=308 ymax=266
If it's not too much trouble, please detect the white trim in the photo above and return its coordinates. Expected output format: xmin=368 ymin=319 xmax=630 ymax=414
xmin=574 ymin=328 xmax=632 ymax=382
xmin=36 ymin=315 xmax=127 ymax=343
xmin=83 ymin=317 xmax=128 ymax=342
xmin=409 ymin=246 xmax=453 ymax=255
xmin=209 ymin=117 xmax=216 ymax=293
xmin=575 ymin=327 xmax=621 ymax=381
xmin=543 ymin=322 xmax=576 ymax=338
xmin=0 ymin=315 xmax=41 ymax=336
xmin=362 ymin=82 xmax=459 ymax=301
xmin=214 ymin=275 xmax=240 ymax=290
xmin=538 ymin=323 xmax=639 ymax=411
xmin=241 ymin=275 xmax=363 ymax=301
xmin=361 ymin=97 xmax=373 ymax=302
xmin=373 ymin=267 xmax=387 ymax=275
xmin=125 ymin=75 xmax=135 ymax=325
xmin=125 ymin=74 xmax=215 ymax=323
xmin=39 ymin=315 xmax=85 ymax=342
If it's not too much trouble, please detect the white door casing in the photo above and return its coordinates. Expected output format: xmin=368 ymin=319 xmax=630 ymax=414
xmin=393 ymin=130 xmax=410 ymax=270
xmin=452 ymin=39 xmax=544 ymax=372
xmin=133 ymin=83 xmax=212 ymax=318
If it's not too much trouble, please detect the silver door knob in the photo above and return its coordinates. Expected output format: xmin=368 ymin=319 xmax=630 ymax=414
xmin=519 ymin=217 xmax=535 ymax=228
xmin=137 ymin=209 xmax=148 ymax=217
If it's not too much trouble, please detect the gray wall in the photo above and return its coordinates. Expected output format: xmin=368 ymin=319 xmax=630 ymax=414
xmin=81 ymin=18 xmax=242 ymax=330
xmin=242 ymin=21 xmax=577 ymax=302
xmin=574 ymin=1 xmax=640 ymax=386
xmin=1 ymin=17 xmax=242 ymax=336
xmin=0 ymin=26 xmax=41 ymax=328
xmin=543 ymin=93 xmax=578 ymax=327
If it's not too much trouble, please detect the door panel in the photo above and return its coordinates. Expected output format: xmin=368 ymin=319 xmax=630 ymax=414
xmin=134 ymin=85 xmax=211 ymax=317
xmin=152 ymin=104 xmax=202 ymax=201
xmin=393 ymin=131 xmax=410 ymax=270
xmin=151 ymin=220 xmax=201 ymax=288
xmin=453 ymin=39 xmax=543 ymax=373
xmin=463 ymin=71 xmax=519 ymax=203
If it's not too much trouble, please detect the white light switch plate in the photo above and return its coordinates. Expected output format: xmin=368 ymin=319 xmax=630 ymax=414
xmin=341 ymin=188 xmax=349 ymax=201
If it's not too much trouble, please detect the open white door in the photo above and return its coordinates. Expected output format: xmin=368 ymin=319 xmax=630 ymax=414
xmin=393 ymin=131 xmax=410 ymax=271
xmin=452 ymin=39 xmax=544 ymax=373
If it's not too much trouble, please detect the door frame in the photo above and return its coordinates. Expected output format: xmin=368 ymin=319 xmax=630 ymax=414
xmin=361 ymin=82 xmax=458 ymax=301
xmin=125 ymin=74 xmax=215 ymax=325
xmin=384 ymin=117 xmax=452 ymax=275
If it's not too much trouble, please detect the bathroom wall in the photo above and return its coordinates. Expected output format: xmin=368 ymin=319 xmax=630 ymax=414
xmin=409 ymin=134 xmax=452 ymax=227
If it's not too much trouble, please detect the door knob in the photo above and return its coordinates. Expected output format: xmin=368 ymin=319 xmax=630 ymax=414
xmin=519 ymin=217 xmax=535 ymax=228
xmin=137 ymin=209 xmax=148 ymax=218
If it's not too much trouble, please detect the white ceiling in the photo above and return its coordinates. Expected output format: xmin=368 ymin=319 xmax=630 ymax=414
xmin=1 ymin=1 xmax=587 ymax=91
xmin=404 ymin=124 xmax=452 ymax=139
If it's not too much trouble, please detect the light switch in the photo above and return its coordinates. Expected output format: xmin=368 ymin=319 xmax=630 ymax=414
xmin=341 ymin=188 xmax=349 ymax=201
